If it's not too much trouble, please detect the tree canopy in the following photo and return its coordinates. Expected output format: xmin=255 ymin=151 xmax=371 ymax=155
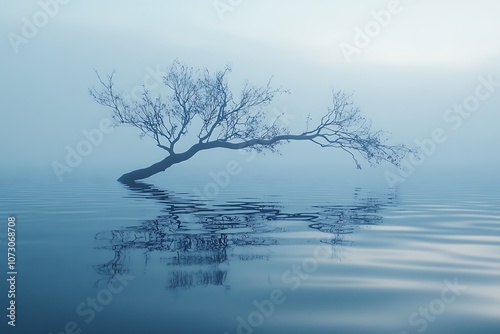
xmin=89 ymin=61 xmax=410 ymax=183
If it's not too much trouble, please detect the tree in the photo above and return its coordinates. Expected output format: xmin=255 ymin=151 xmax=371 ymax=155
xmin=89 ymin=61 xmax=410 ymax=183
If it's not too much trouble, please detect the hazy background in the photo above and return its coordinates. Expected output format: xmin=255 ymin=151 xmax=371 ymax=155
xmin=2 ymin=0 xmax=499 ymax=186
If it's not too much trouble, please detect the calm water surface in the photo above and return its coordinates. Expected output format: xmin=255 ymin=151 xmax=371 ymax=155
xmin=1 ymin=174 xmax=499 ymax=334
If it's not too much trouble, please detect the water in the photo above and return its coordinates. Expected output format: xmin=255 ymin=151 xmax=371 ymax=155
xmin=1 ymin=173 xmax=500 ymax=334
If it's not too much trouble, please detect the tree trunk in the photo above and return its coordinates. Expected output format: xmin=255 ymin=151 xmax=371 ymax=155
xmin=117 ymin=146 xmax=200 ymax=183
xmin=117 ymin=135 xmax=313 ymax=183
xmin=117 ymin=156 xmax=174 ymax=183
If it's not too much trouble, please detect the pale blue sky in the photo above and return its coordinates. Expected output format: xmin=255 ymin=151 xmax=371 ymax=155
xmin=1 ymin=0 xmax=500 ymax=182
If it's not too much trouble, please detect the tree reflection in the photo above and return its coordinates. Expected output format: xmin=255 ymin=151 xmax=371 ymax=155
xmin=94 ymin=182 xmax=396 ymax=289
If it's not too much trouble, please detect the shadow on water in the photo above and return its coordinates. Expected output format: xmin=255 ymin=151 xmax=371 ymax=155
xmin=93 ymin=182 xmax=398 ymax=289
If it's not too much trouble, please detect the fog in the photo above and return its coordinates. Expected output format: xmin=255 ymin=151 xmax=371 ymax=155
xmin=2 ymin=0 xmax=500 ymax=185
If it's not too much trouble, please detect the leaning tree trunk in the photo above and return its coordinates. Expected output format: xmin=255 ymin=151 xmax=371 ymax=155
xmin=117 ymin=156 xmax=174 ymax=183
xmin=117 ymin=136 xmax=311 ymax=183
xmin=117 ymin=146 xmax=200 ymax=183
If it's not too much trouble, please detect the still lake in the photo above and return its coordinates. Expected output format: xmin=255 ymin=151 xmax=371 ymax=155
xmin=1 ymin=170 xmax=499 ymax=334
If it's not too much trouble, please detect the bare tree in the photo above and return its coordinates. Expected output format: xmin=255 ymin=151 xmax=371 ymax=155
xmin=90 ymin=61 xmax=410 ymax=183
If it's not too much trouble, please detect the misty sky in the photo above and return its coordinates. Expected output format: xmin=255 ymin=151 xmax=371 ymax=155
xmin=2 ymin=0 xmax=500 ymax=183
